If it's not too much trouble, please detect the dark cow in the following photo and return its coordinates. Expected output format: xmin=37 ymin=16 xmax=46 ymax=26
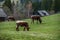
xmin=16 ymin=21 xmax=29 ymax=31
xmin=7 ymin=16 xmax=15 ymax=21
xmin=31 ymin=15 xmax=42 ymax=24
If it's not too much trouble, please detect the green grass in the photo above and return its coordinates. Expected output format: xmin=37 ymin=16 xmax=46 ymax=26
xmin=0 ymin=14 xmax=60 ymax=40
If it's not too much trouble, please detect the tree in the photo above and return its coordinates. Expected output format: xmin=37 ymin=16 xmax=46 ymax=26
xmin=41 ymin=0 xmax=52 ymax=11
xmin=50 ymin=0 xmax=55 ymax=10
xmin=55 ymin=0 xmax=60 ymax=12
xmin=41 ymin=0 xmax=46 ymax=10
xmin=3 ymin=0 xmax=12 ymax=11
xmin=32 ymin=1 xmax=41 ymax=11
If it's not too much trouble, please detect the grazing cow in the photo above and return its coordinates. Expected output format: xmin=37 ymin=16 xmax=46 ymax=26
xmin=16 ymin=21 xmax=29 ymax=31
xmin=7 ymin=16 xmax=15 ymax=21
xmin=31 ymin=15 xmax=42 ymax=24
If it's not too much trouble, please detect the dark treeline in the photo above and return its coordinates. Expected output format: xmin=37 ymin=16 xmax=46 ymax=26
xmin=55 ymin=0 xmax=60 ymax=12
xmin=3 ymin=0 xmax=60 ymax=13
xmin=32 ymin=0 xmax=60 ymax=12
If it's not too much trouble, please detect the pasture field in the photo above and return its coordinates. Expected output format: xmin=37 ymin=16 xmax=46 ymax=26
xmin=0 ymin=13 xmax=60 ymax=40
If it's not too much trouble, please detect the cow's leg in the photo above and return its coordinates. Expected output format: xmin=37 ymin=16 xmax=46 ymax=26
xmin=36 ymin=19 xmax=39 ymax=24
xmin=39 ymin=18 xmax=42 ymax=23
xmin=31 ymin=19 xmax=32 ymax=24
xmin=23 ymin=27 xmax=25 ymax=31
xmin=31 ymin=18 xmax=34 ymax=24
xmin=8 ymin=19 xmax=9 ymax=21
xmin=16 ymin=24 xmax=19 ymax=31
xmin=23 ymin=26 xmax=29 ymax=31
xmin=27 ymin=27 xmax=29 ymax=31
xmin=31 ymin=19 xmax=34 ymax=24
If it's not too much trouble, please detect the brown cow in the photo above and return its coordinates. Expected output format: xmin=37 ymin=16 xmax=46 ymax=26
xmin=16 ymin=21 xmax=29 ymax=31
xmin=31 ymin=15 xmax=42 ymax=24
xmin=7 ymin=16 xmax=15 ymax=21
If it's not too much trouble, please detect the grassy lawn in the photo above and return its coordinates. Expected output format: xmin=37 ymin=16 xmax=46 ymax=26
xmin=0 ymin=14 xmax=60 ymax=40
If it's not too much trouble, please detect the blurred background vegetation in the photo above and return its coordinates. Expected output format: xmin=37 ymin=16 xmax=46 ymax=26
xmin=0 ymin=0 xmax=60 ymax=19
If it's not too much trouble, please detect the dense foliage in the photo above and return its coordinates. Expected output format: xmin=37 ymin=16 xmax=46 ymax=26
xmin=3 ymin=0 xmax=12 ymax=11
xmin=32 ymin=0 xmax=60 ymax=12
xmin=3 ymin=0 xmax=60 ymax=13
xmin=55 ymin=0 xmax=60 ymax=12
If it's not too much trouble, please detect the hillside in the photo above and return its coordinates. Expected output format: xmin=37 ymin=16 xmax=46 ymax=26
xmin=0 ymin=14 xmax=60 ymax=40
